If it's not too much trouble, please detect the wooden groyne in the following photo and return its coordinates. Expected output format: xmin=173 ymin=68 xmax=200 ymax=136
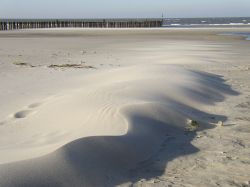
xmin=0 ymin=19 xmax=163 ymax=30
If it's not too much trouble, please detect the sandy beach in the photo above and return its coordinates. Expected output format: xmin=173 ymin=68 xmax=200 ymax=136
xmin=0 ymin=28 xmax=250 ymax=186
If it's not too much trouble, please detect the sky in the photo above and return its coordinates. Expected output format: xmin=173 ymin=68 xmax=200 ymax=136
xmin=0 ymin=0 xmax=250 ymax=19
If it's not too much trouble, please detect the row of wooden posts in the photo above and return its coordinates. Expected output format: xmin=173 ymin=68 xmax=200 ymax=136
xmin=0 ymin=19 xmax=163 ymax=30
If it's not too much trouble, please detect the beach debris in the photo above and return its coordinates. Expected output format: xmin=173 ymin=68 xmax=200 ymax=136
xmin=81 ymin=50 xmax=87 ymax=55
xmin=185 ymin=119 xmax=200 ymax=132
xmin=13 ymin=61 xmax=94 ymax=70
xmin=148 ymin=179 xmax=160 ymax=184
xmin=243 ymin=181 xmax=250 ymax=186
xmin=217 ymin=121 xmax=224 ymax=127
xmin=47 ymin=63 xmax=95 ymax=70
xmin=139 ymin=179 xmax=146 ymax=183
xmin=13 ymin=61 xmax=35 ymax=68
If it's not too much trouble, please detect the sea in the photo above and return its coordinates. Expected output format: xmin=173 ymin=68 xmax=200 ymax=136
xmin=162 ymin=17 xmax=250 ymax=27
xmin=163 ymin=17 xmax=250 ymax=41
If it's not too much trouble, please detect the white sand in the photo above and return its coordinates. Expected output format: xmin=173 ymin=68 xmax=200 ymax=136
xmin=0 ymin=28 xmax=250 ymax=186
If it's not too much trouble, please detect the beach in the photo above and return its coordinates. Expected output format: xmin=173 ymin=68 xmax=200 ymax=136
xmin=0 ymin=28 xmax=250 ymax=186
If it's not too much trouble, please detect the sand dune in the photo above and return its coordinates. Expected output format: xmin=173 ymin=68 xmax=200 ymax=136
xmin=0 ymin=28 xmax=250 ymax=186
xmin=0 ymin=64 xmax=238 ymax=186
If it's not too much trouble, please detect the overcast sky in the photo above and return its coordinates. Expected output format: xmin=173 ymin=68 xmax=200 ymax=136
xmin=0 ymin=0 xmax=249 ymax=19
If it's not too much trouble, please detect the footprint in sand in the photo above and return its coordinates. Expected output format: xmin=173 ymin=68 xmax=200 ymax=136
xmin=2 ymin=100 xmax=48 ymax=124
xmin=28 ymin=102 xmax=43 ymax=109
xmin=13 ymin=102 xmax=44 ymax=119
xmin=14 ymin=110 xmax=35 ymax=119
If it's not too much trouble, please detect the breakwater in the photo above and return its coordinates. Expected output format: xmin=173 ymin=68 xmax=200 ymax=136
xmin=0 ymin=19 xmax=163 ymax=30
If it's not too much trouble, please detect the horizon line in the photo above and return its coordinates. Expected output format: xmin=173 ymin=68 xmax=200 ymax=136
xmin=1 ymin=16 xmax=250 ymax=20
